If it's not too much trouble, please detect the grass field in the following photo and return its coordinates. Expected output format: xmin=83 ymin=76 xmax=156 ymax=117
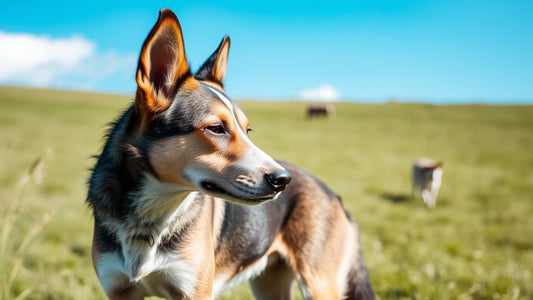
xmin=0 ymin=85 xmax=532 ymax=299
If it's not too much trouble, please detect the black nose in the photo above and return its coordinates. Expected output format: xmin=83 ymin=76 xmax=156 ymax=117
xmin=266 ymin=170 xmax=292 ymax=192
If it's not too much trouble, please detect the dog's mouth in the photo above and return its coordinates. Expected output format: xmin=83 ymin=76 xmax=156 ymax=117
xmin=200 ymin=180 xmax=276 ymax=204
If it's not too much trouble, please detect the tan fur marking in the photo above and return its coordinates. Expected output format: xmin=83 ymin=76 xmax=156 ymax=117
xmin=204 ymin=101 xmax=251 ymax=162
xmin=276 ymin=182 xmax=353 ymax=299
xmin=199 ymin=80 xmax=224 ymax=91
xmin=213 ymin=40 xmax=230 ymax=83
xmin=212 ymin=100 xmax=251 ymax=161
xmin=234 ymin=107 xmax=250 ymax=135
xmin=179 ymin=200 xmax=215 ymax=298
xmin=181 ymin=76 xmax=201 ymax=92
xmin=149 ymin=131 xmax=217 ymax=185
xmin=211 ymin=198 xmax=226 ymax=247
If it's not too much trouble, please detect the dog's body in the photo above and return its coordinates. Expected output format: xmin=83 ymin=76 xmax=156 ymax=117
xmin=412 ymin=158 xmax=443 ymax=208
xmin=87 ymin=9 xmax=374 ymax=299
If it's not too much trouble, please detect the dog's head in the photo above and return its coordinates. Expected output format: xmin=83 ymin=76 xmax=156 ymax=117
xmin=130 ymin=9 xmax=290 ymax=204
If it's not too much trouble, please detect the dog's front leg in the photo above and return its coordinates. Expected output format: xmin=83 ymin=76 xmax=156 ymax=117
xmin=179 ymin=242 xmax=216 ymax=300
xmin=188 ymin=260 xmax=216 ymax=300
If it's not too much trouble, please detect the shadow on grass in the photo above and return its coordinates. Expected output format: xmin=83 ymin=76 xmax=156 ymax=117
xmin=380 ymin=193 xmax=410 ymax=203
xmin=383 ymin=289 xmax=411 ymax=298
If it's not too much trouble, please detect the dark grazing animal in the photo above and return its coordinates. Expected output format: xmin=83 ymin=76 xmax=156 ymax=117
xmin=307 ymin=103 xmax=336 ymax=118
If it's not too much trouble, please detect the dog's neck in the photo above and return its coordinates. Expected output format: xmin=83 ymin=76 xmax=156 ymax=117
xmin=102 ymin=175 xmax=202 ymax=280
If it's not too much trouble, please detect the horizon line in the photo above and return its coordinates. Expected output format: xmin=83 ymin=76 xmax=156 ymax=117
xmin=1 ymin=84 xmax=532 ymax=106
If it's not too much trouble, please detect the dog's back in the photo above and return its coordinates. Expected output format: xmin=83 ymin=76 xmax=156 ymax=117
xmin=412 ymin=158 xmax=443 ymax=208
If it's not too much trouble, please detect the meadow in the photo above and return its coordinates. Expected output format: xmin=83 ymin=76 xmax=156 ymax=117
xmin=0 ymin=85 xmax=532 ymax=299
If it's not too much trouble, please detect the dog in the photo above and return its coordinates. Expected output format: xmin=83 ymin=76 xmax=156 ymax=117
xmin=412 ymin=158 xmax=443 ymax=208
xmin=87 ymin=9 xmax=375 ymax=300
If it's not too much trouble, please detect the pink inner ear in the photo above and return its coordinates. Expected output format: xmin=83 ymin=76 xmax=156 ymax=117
xmin=148 ymin=30 xmax=177 ymax=93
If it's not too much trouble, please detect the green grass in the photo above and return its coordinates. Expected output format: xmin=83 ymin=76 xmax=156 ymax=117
xmin=1 ymin=86 xmax=532 ymax=299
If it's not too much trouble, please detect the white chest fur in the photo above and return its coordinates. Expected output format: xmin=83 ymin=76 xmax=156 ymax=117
xmin=96 ymin=250 xmax=197 ymax=298
xmin=95 ymin=186 xmax=200 ymax=297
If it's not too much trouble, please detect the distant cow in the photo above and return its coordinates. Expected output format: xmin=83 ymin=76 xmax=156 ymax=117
xmin=412 ymin=158 xmax=443 ymax=208
xmin=307 ymin=104 xmax=335 ymax=118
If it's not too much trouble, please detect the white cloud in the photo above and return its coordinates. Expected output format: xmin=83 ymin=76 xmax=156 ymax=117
xmin=300 ymin=84 xmax=340 ymax=101
xmin=0 ymin=31 xmax=136 ymax=91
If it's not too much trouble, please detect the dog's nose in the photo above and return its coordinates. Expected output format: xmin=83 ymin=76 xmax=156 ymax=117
xmin=266 ymin=170 xmax=292 ymax=192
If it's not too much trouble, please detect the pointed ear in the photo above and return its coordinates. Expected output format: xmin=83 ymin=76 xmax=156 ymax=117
xmin=195 ymin=35 xmax=230 ymax=86
xmin=135 ymin=8 xmax=191 ymax=114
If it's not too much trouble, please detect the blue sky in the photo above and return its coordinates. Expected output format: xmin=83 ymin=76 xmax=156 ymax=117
xmin=0 ymin=0 xmax=531 ymax=103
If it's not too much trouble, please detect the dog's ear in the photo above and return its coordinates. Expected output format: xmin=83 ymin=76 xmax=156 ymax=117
xmin=195 ymin=35 xmax=230 ymax=87
xmin=135 ymin=9 xmax=191 ymax=115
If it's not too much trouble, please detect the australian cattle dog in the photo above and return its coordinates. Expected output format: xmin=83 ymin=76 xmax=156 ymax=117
xmin=87 ymin=8 xmax=375 ymax=299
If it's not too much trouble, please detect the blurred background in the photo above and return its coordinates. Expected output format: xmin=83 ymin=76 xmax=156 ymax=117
xmin=0 ymin=1 xmax=532 ymax=299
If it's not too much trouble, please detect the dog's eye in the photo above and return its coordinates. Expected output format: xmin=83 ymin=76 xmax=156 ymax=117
xmin=205 ymin=125 xmax=226 ymax=135
xmin=247 ymin=126 xmax=253 ymax=133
